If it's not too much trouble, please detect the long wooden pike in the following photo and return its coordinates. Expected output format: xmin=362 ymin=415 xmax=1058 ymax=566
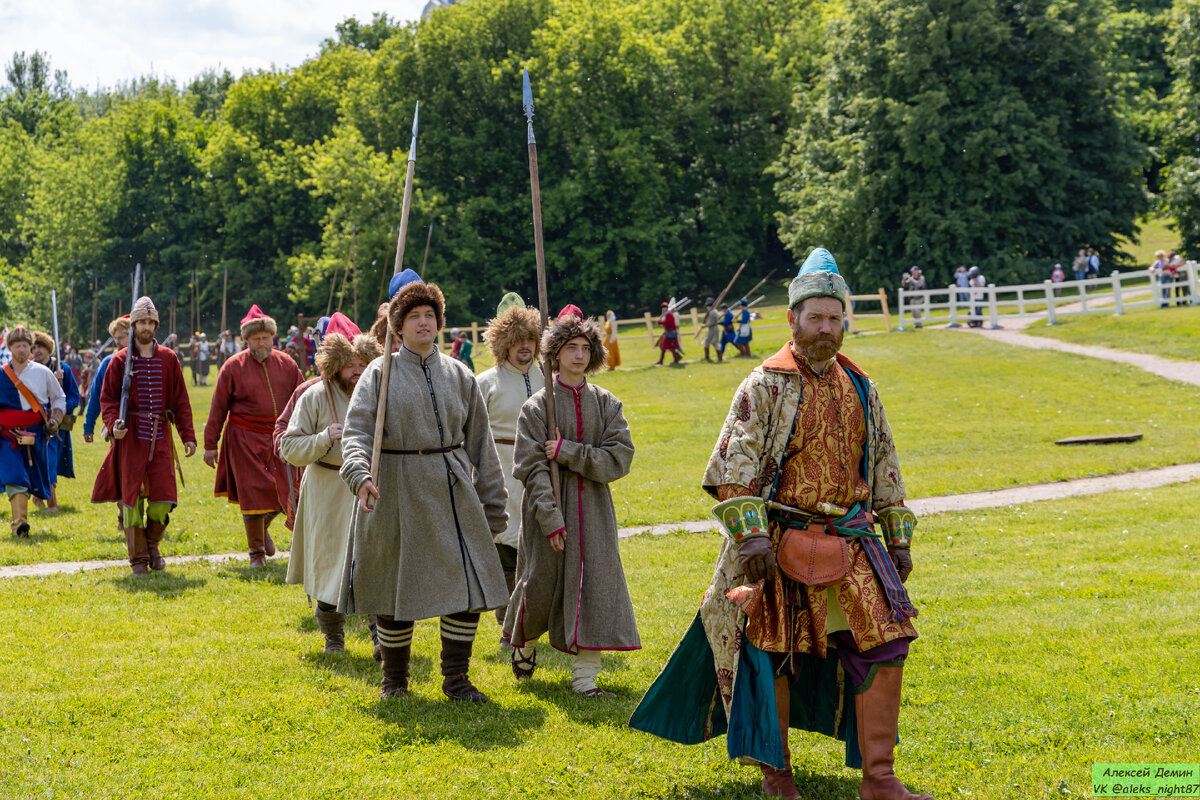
xmin=368 ymin=102 xmax=419 ymax=491
xmin=419 ymin=222 xmax=434 ymax=279
xmin=524 ymin=67 xmax=561 ymax=511
xmin=695 ymin=258 xmax=747 ymax=340
xmin=739 ymin=270 xmax=776 ymax=303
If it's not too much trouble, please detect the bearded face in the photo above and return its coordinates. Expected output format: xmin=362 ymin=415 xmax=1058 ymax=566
xmin=335 ymin=357 xmax=366 ymax=394
xmin=788 ymin=296 xmax=845 ymax=364
xmin=133 ymin=320 xmax=157 ymax=347
xmin=507 ymin=337 xmax=537 ymax=369
xmin=246 ymin=332 xmax=274 ymax=361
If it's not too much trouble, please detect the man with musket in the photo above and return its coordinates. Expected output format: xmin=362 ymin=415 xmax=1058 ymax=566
xmin=655 ymin=301 xmax=683 ymax=366
xmin=476 ymin=291 xmax=543 ymax=639
xmin=31 ymin=330 xmax=79 ymax=513
xmin=280 ymin=322 xmax=381 ymax=654
xmin=91 ymin=298 xmax=197 ymax=574
xmin=337 ymin=276 xmax=510 ymax=702
xmin=0 ymin=326 xmax=65 ymax=537
xmin=631 ymin=249 xmax=930 ymax=800
xmin=204 ymin=305 xmax=304 ymax=567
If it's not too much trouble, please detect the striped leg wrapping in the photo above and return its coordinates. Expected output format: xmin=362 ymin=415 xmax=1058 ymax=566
xmin=375 ymin=619 xmax=414 ymax=649
xmin=439 ymin=612 xmax=481 ymax=677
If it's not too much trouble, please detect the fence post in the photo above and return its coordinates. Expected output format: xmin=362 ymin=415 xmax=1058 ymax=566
xmin=947 ymin=285 xmax=960 ymax=327
xmin=1044 ymin=281 xmax=1057 ymax=325
xmin=1188 ymin=262 xmax=1199 ymax=306
xmin=1078 ymin=278 xmax=1088 ymax=312
xmin=643 ymin=312 xmax=655 ymax=343
xmin=897 ymin=287 xmax=907 ymax=331
xmin=878 ymin=289 xmax=891 ymax=332
xmin=470 ymin=321 xmax=480 ymax=343
xmin=987 ymin=284 xmax=1000 ymax=329
xmin=689 ymin=307 xmax=700 ymax=335
xmin=846 ymin=298 xmax=858 ymax=334
xmin=1110 ymin=271 xmax=1123 ymax=315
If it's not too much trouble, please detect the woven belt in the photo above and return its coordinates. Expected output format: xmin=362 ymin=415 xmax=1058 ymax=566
xmin=381 ymin=443 xmax=462 ymax=456
xmin=494 ymin=437 xmax=516 ymax=446
xmin=313 ymin=461 xmax=340 ymax=471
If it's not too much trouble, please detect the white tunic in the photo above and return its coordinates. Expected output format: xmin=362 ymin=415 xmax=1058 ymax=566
xmin=8 ymin=361 xmax=67 ymax=412
xmin=477 ymin=360 xmax=543 ymax=549
xmin=280 ymin=381 xmax=353 ymax=605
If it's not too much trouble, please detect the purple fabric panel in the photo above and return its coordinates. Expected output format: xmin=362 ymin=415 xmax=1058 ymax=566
xmin=831 ymin=631 xmax=911 ymax=689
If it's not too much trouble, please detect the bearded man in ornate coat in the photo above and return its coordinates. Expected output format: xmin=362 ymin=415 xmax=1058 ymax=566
xmin=631 ymin=249 xmax=931 ymax=800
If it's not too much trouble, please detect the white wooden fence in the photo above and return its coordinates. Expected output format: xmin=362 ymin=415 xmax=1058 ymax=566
xmin=896 ymin=264 xmax=1198 ymax=330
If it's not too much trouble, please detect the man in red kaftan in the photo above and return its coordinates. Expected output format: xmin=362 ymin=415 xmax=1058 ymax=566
xmin=204 ymin=304 xmax=303 ymax=567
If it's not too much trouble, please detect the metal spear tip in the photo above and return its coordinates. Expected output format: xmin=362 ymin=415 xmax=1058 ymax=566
xmin=408 ymin=101 xmax=420 ymax=161
xmin=522 ymin=67 xmax=534 ymax=122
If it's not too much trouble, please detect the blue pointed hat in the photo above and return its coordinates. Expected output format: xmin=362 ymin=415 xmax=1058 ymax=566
xmin=788 ymin=247 xmax=848 ymax=309
xmin=388 ymin=268 xmax=423 ymax=301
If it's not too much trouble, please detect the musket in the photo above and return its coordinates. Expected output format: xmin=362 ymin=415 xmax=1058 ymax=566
xmin=368 ymin=103 xmax=419 ymax=498
xmin=745 ymin=294 xmax=766 ymax=309
xmin=696 ymin=258 xmax=748 ymax=340
xmin=117 ymin=263 xmax=142 ymax=429
xmin=739 ymin=270 xmax=777 ymax=304
xmin=419 ymin=222 xmax=434 ymax=279
xmin=523 ymin=67 xmax=561 ymax=512
xmin=51 ymin=290 xmax=60 ymax=365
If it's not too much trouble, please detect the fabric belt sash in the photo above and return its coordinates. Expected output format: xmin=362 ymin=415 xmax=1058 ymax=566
xmin=380 ymin=443 xmax=462 ymax=456
xmin=494 ymin=437 xmax=516 ymax=446
xmin=229 ymin=413 xmax=277 ymax=434
xmin=313 ymin=460 xmax=340 ymax=471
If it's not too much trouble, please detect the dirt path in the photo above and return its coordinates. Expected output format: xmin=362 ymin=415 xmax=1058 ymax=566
xmin=6 ymin=461 xmax=1200 ymax=579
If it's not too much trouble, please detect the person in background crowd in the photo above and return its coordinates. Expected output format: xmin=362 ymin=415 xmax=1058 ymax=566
xmin=196 ymin=332 xmax=211 ymax=386
xmin=734 ymin=298 xmax=754 ymax=357
xmin=1051 ymin=263 xmax=1065 ymax=297
xmin=458 ymin=330 xmax=475 ymax=372
xmin=450 ymin=327 xmax=463 ymax=361
xmin=604 ymin=310 xmax=622 ymax=370
xmin=1072 ymin=249 xmax=1088 ymax=282
xmin=84 ymin=317 xmax=131 ymax=444
xmin=1152 ymin=250 xmax=1172 ymax=308
xmin=968 ymin=266 xmax=986 ymax=327
xmin=65 ymin=347 xmax=83 ymax=384
xmin=30 ymin=331 xmax=78 ymax=513
xmin=1086 ymin=248 xmax=1100 ymax=279
xmin=700 ymin=298 xmax=722 ymax=363
xmin=900 ymin=267 xmax=926 ymax=329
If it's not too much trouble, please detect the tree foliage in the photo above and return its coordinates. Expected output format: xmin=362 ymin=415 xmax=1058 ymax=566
xmin=772 ymin=0 xmax=1148 ymax=291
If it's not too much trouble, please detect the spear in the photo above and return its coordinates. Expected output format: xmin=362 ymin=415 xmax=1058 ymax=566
xmin=524 ymin=67 xmax=561 ymax=512
xmin=695 ymin=258 xmax=747 ymax=340
xmin=368 ymin=102 xmax=420 ymax=493
xmin=420 ymin=222 xmax=434 ymax=279
xmin=739 ymin=270 xmax=777 ymax=304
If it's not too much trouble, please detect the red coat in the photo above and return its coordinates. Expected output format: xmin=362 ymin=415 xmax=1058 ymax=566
xmin=91 ymin=343 xmax=196 ymax=508
xmin=205 ymin=349 xmax=303 ymax=513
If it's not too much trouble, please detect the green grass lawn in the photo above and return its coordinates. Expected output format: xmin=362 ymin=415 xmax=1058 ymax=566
xmin=1 ymin=482 xmax=1196 ymax=798
xmin=1025 ymin=302 xmax=1200 ymax=362
xmin=1117 ymin=215 xmax=1180 ymax=268
xmin=7 ymin=325 xmax=1200 ymax=565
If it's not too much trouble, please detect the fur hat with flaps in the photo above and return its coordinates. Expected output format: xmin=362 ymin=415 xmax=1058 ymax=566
xmin=32 ymin=330 xmax=55 ymax=353
xmin=240 ymin=304 xmax=277 ymax=339
xmin=130 ymin=296 xmax=159 ymax=324
xmin=388 ymin=280 xmax=445 ymax=336
xmin=486 ymin=292 xmax=542 ymax=365
xmin=542 ymin=311 xmax=607 ymax=376
xmin=107 ymin=315 xmax=131 ymax=337
xmin=316 ymin=333 xmax=382 ymax=381
xmin=6 ymin=326 xmax=32 ymax=347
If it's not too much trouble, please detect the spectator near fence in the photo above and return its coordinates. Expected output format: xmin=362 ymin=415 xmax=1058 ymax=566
xmin=900 ymin=266 xmax=927 ymax=329
xmin=1086 ymin=248 xmax=1100 ymax=278
xmin=1072 ymin=249 xmax=1088 ymax=282
xmin=1168 ymin=251 xmax=1187 ymax=307
xmin=967 ymin=266 xmax=986 ymax=327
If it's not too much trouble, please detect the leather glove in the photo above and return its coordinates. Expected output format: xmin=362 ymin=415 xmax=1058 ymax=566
xmin=738 ymin=535 xmax=776 ymax=583
xmin=889 ymin=546 xmax=913 ymax=583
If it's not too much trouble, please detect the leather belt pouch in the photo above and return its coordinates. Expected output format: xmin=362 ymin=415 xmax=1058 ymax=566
xmin=776 ymin=524 xmax=849 ymax=588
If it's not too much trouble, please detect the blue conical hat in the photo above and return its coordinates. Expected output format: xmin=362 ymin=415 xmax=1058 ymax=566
xmin=788 ymin=247 xmax=848 ymax=309
xmin=388 ymin=268 xmax=423 ymax=300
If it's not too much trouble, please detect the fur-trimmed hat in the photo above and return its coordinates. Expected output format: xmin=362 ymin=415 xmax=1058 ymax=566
xmin=240 ymin=304 xmax=277 ymax=339
xmin=370 ymin=314 xmax=389 ymax=347
xmin=542 ymin=313 xmax=607 ymax=376
xmin=486 ymin=295 xmax=542 ymax=365
xmin=388 ymin=281 xmax=445 ymax=337
xmin=316 ymin=332 xmax=382 ymax=381
xmin=130 ymin=296 xmax=159 ymax=324
xmin=107 ymin=315 xmax=131 ymax=337
xmin=32 ymin=330 xmax=55 ymax=353
xmin=6 ymin=326 xmax=33 ymax=347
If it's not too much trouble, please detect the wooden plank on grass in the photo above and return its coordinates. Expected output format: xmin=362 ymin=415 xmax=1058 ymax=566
xmin=1055 ymin=433 xmax=1144 ymax=446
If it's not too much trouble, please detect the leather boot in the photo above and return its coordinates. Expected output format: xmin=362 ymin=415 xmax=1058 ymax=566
xmin=856 ymin=666 xmax=932 ymax=800
xmin=440 ymin=614 xmax=488 ymax=702
xmin=263 ymin=514 xmax=277 ymax=557
xmin=759 ymin=675 xmax=800 ymax=800
xmin=313 ymin=606 xmax=346 ymax=653
xmin=244 ymin=518 xmax=266 ymax=568
xmin=379 ymin=643 xmax=411 ymax=699
xmin=145 ymin=519 xmax=168 ymax=571
xmin=10 ymin=493 xmax=30 ymax=538
xmin=124 ymin=526 xmax=150 ymax=575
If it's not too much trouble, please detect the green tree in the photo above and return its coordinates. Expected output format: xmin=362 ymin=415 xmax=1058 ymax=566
xmin=772 ymin=0 xmax=1148 ymax=292
xmin=1163 ymin=0 xmax=1200 ymax=257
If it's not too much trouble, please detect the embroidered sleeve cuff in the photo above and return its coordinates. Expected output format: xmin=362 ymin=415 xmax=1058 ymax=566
xmin=877 ymin=505 xmax=916 ymax=547
xmin=546 ymin=526 xmax=566 ymax=538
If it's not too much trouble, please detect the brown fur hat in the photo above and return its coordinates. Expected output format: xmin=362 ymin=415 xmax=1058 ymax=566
xmin=486 ymin=306 xmax=542 ymax=365
xmin=6 ymin=326 xmax=32 ymax=348
xmin=542 ymin=315 xmax=607 ymax=375
xmin=316 ymin=333 xmax=383 ymax=381
xmin=32 ymin=330 xmax=54 ymax=353
xmin=388 ymin=281 xmax=445 ymax=337
xmin=107 ymin=315 xmax=131 ymax=337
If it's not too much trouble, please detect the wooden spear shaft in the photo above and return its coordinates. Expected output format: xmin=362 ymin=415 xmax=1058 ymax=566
xmin=696 ymin=258 xmax=747 ymax=340
xmin=369 ymin=103 xmax=420 ymax=488
xmin=419 ymin=222 xmax=434 ymax=279
xmin=524 ymin=68 xmax=561 ymax=510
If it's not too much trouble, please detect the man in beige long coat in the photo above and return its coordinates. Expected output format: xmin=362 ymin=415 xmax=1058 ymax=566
xmin=338 ymin=277 xmax=509 ymax=703
xmin=281 ymin=330 xmax=380 ymax=653
xmin=503 ymin=304 xmax=638 ymax=697
xmin=476 ymin=292 xmax=543 ymax=641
